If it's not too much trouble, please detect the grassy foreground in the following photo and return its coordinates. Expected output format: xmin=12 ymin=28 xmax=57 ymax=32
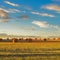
xmin=0 ymin=42 xmax=60 ymax=60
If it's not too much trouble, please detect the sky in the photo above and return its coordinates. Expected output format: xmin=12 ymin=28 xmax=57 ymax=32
xmin=0 ymin=0 xmax=60 ymax=37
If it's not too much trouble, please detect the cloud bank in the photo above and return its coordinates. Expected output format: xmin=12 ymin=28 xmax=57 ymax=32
xmin=42 ymin=4 xmax=60 ymax=13
xmin=5 ymin=1 xmax=19 ymax=7
xmin=31 ymin=12 xmax=55 ymax=17
xmin=32 ymin=20 xmax=59 ymax=29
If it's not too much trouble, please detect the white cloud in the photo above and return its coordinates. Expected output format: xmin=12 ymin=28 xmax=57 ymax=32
xmin=0 ymin=8 xmax=20 ymax=13
xmin=7 ymin=9 xmax=20 ymax=13
xmin=0 ymin=8 xmax=9 ymax=13
xmin=0 ymin=8 xmax=16 ymax=23
xmin=0 ymin=8 xmax=7 ymax=19
xmin=0 ymin=8 xmax=8 ymax=22
xmin=32 ymin=21 xmax=49 ymax=28
xmin=5 ymin=1 xmax=19 ymax=7
xmin=31 ymin=12 xmax=55 ymax=17
xmin=32 ymin=20 xmax=60 ymax=29
xmin=42 ymin=4 xmax=60 ymax=12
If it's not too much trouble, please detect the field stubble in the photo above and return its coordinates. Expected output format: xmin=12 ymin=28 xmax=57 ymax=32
xmin=0 ymin=42 xmax=60 ymax=60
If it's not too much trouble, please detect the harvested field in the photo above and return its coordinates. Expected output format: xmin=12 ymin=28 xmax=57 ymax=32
xmin=0 ymin=42 xmax=60 ymax=60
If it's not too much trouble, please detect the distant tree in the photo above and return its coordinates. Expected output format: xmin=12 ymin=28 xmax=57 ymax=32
xmin=19 ymin=38 xmax=24 ymax=42
xmin=0 ymin=38 xmax=3 ymax=42
xmin=35 ymin=38 xmax=37 ymax=40
xmin=28 ymin=38 xmax=32 ymax=42
xmin=44 ymin=38 xmax=47 ymax=41
xmin=57 ymin=38 xmax=60 ymax=40
xmin=6 ymin=38 xmax=9 ymax=40
xmin=25 ymin=38 xmax=29 ymax=42
xmin=53 ymin=38 xmax=55 ymax=40
xmin=12 ymin=38 xmax=18 ymax=43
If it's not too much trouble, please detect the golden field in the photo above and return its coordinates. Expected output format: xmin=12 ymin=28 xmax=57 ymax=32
xmin=0 ymin=42 xmax=60 ymax=60
xmin=0 ymin=42 xmax=60 ymax=49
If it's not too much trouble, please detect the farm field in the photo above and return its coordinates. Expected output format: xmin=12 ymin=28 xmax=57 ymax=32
xmin=0 ymin=42 xmax=60 ymax=60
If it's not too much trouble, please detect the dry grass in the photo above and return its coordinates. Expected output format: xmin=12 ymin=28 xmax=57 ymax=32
xmin=0 ymin=42 xmax=60 ymax=60
xmin=0 ymin=42 xmax=60 ymax=48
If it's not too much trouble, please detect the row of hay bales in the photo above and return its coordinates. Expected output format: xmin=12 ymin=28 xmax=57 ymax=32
xmin=0 ymin=37 xmax=60 ymax=42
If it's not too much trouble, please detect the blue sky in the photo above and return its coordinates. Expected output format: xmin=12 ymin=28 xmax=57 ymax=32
xmin=0 ymin=0 xmax=60 ymax=37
